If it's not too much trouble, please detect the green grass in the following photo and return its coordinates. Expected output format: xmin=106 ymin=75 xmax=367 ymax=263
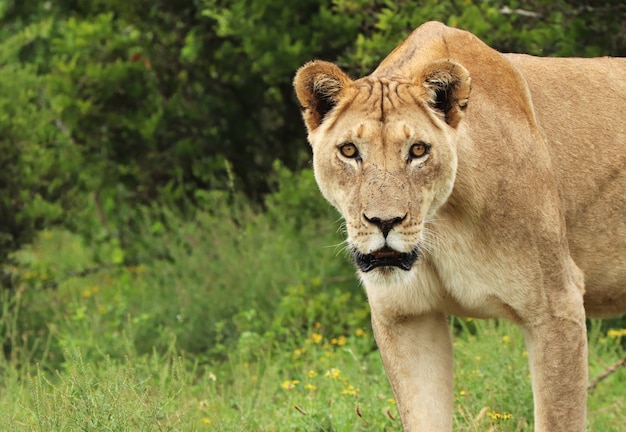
xmin=2 ymin=306 xmax=624 ymax=431
xmin=1 ymin=170 xmax=624 ymax=431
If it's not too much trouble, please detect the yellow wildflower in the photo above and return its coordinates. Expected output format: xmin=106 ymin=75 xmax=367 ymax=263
xmin=608 ymin=328 xmax=626 ymax=338
xmin=488 ymin=411 xmax=512 ymax=421
xmin=281 ymin=380 xmax=300 ymax=390
xmin=355 ymin=328 xmax=367 ymax=337
xmin=310 ymin=333 xmax=323 ymax=344
xmin=502 ymin=335 xmax=510 ymax=343
xmin=293 ymin=348 xmax=306 ymax=359
xmin=341 ymin=384 xmax=359 ymax=397
xmin=201 ymin=417 xmax=212 ymax=424
xmin=307 ymin=370 xmax=317 ymax=378
xmin=305 ymin=384 xmax=317 ymax=391
xmin=325 ymin=368 xmax=341 ymax=379
xmin=331 ymin=335 xmax=347 ymax=346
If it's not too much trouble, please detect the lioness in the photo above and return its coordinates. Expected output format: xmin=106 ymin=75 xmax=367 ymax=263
xmin=293 ymin=21 xmax=626 ymax=432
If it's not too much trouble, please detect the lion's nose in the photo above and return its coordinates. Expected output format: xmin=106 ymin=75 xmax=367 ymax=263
xmin=363 ymin=214 xmax=406 ymax=238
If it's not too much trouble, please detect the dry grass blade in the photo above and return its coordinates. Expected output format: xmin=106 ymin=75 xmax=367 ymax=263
xmin=588 ymin=354 xmax=626 ymax=392
xmin=294 ymin=405 xmax=307 ymax=416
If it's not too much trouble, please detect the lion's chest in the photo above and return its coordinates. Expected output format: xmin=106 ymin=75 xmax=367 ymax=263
xmin=429 ymin=229 xmax=535 ymax=321
xmin=364 ymin=228 xmax=534 ymax=322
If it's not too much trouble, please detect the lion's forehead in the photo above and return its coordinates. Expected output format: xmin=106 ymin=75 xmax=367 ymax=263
xmin=311 ymin=77 xmax=448 ymax=161
xmin=328 ymin=78 xmax=435 ymax=141
xmin=351 ymin=77 xmax=424 ymax=118
xmin=329 ymin=105 xmax=437 ymax=151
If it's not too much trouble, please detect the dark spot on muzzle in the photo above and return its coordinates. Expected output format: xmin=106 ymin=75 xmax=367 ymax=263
xmin=353 ymin=246 xmax=419 ymax=272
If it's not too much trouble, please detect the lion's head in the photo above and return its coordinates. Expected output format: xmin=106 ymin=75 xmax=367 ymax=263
xmin=294 ymin=59 xmax=471 ymax=282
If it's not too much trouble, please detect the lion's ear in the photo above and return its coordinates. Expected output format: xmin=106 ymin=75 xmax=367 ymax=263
xmin=420 ymin=59 xmax=471 ymax=128
xmin=293 ymin=61 xmax=353 ymax=132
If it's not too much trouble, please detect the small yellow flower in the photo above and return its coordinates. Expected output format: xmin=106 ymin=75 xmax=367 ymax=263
xmin=355 ymin=328 xmax=367 ymax=337
xmin=331 ymin=335 xmax=347 ymax=346
xmin=488 ymin=411 xmax=513 ymax=421
xmin=502 ymin=335 xmax=510 ymax=343
xmin=305 ymin=384 xmax=317 ymax=391
xmin=387 ymin=398 xmax=396 ymax=405
xmin=314 ymin=322 xmax=322 ymax=329
xmin=281 ymin=380 xmax=300 ymax=390
xmin=341 ymin=384 xmax=359 ymax=396
xmin=325 ymin=368 xmax=341 ymax=379
xmin=310 ymin=333 xmax=323 ymax=344
xmin=201 ymin=417 xmax=212 ymax=424
xmin=607 ymin=328 xmax=626 ymax=338
xmin=307 ymin=370 xmax=317 ymax=378
xmin=293 ymin=348 xmax=306 ymax=359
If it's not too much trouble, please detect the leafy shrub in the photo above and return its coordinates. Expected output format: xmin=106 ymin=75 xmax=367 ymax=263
xmin=2 ymin=165 xmax=360 ymax=369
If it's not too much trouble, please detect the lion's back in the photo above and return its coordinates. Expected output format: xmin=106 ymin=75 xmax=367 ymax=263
xmin=509 ymin=54 xmax=626 ymax=315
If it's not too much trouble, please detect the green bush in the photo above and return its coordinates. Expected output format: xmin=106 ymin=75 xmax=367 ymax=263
xmin=1 ymin=1 xmax=625 ymax=270
xmin=2 ymin=166 xmax=360 ymax=369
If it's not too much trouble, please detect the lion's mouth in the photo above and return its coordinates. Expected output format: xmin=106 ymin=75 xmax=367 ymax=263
xmin=354 ymin=246 xmax=419 ymax=272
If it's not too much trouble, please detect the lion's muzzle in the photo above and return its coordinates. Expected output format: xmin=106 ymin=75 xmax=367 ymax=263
xmin=354 ymin=246 xmax=419 ymax=272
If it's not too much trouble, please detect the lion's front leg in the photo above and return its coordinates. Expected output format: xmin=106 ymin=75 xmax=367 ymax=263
xmin=521 ymin=296 xmax=588 ymax=432
xmin=371 ymin=311 xmax=454 ymax=432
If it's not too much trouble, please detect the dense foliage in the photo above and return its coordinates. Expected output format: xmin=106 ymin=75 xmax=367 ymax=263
xmin=1 ymin=0 xmax=625 ymax=268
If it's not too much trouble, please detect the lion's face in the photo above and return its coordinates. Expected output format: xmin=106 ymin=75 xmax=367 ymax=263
xmin=294 ymin=60 xmax=471 ymax=279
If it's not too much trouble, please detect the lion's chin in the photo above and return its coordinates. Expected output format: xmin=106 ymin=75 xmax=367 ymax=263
xmin=353 ymin=246 xmax=419 ymax=272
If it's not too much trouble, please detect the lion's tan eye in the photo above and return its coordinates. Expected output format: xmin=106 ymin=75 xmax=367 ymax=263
xmin=339 ymin=143 xmax=359 ymax=158
xmin=409 ymin=143 xmax=429 ymax=159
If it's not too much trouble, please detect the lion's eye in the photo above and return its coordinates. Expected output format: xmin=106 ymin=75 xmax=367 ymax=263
xmin=409 ymin=143 xmax=429 ymax=159
xmin=339 ymin=143 xmax=359 ymax=158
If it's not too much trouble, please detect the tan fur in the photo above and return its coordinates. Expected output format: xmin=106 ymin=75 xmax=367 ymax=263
xmin=294 ymin=21 xmax=626 ymax=431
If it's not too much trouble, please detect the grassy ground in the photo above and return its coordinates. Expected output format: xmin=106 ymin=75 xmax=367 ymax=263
xmin=1 ymin=180 xmax=624 ymax=431
xmin=1 ymin=311 xmax=624 ymax=431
